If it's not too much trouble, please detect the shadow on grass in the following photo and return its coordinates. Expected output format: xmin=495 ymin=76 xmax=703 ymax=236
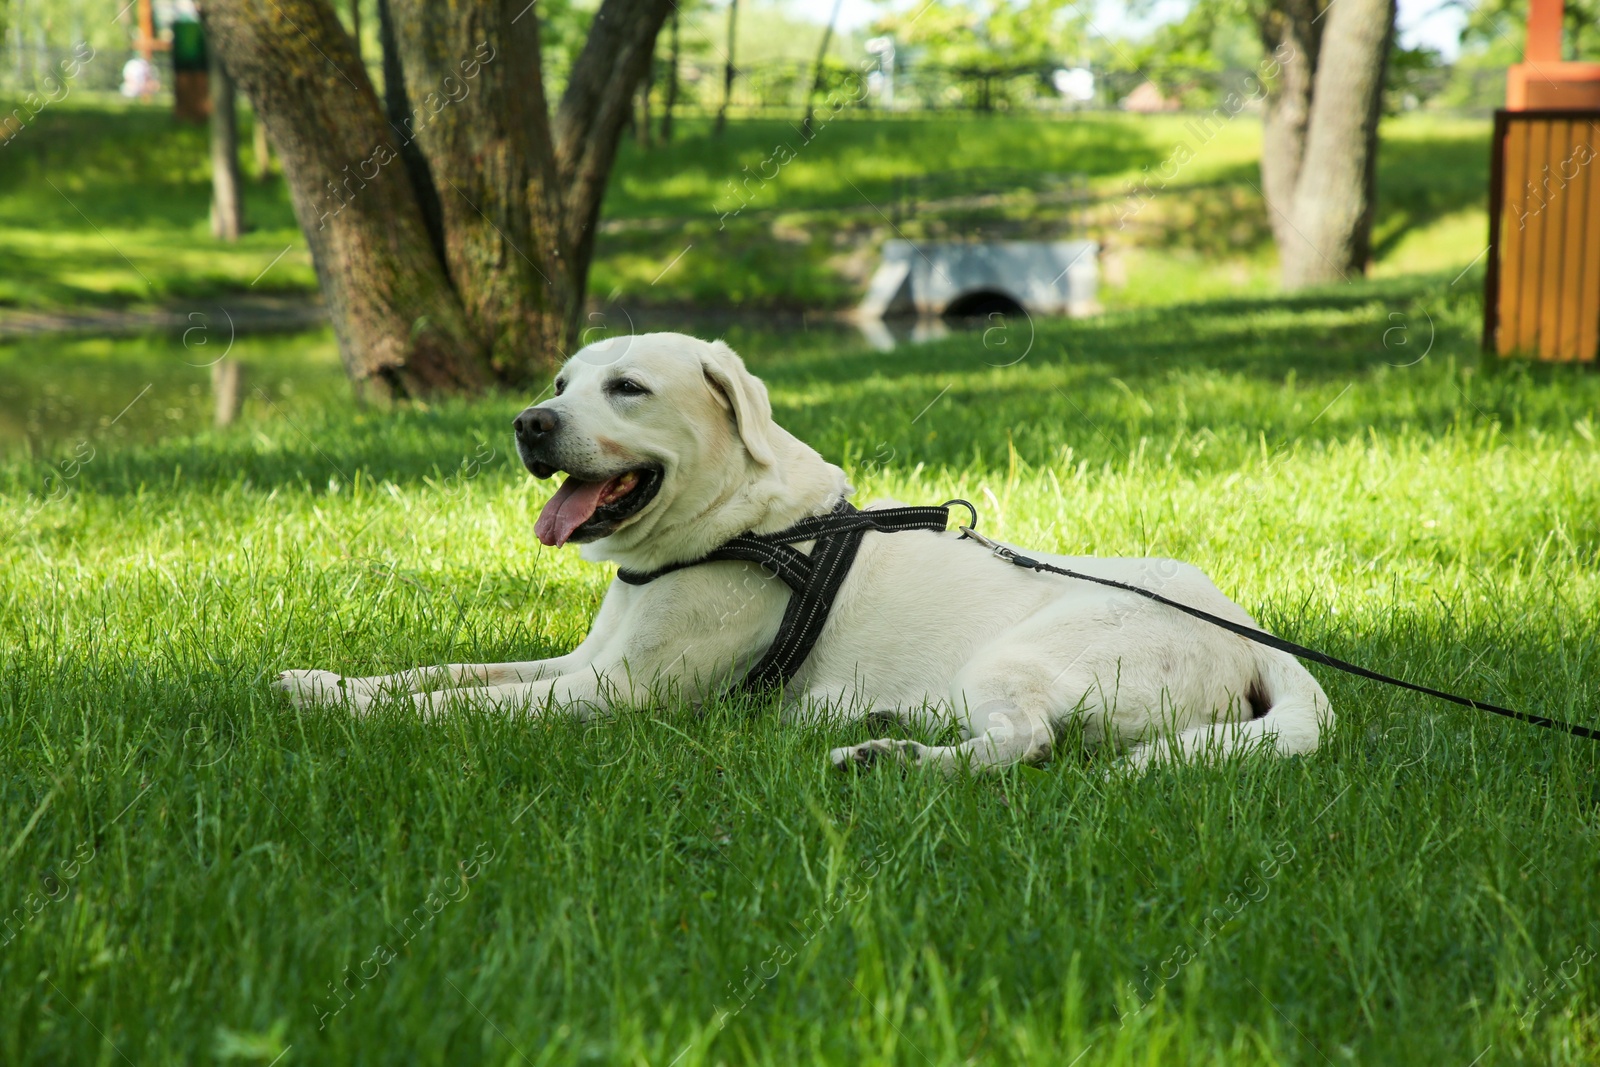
xmin=1370 ymin=125 xmax=1492 ymax=263
xmin=604 ymin=114 xmax=1167 ymax=220
xmin=1178 ymin=124 xmax=1490 ymax=267
xmin=0 ymin=100 xmax=298 ymax=234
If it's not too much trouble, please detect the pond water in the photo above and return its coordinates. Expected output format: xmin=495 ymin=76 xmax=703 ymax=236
xmin=0 ymin=309 xmax=1028 ymax=458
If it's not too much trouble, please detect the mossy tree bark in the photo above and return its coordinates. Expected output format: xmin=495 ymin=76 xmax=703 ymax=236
xmin=204 ymin=0 xmax=672 ymax=398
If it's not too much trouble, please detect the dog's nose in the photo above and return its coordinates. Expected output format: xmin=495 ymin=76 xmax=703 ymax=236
xmin=514 ymin=407 xmax=559 ymax=440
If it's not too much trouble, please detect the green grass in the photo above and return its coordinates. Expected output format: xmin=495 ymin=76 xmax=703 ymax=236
xmin=0 ymin=97 xmax=316 ymax=309
xmin=4 ymin=269 xmax=1600 ymax=1064
xmin=1 ymin=102 xmax=1492 ymax=313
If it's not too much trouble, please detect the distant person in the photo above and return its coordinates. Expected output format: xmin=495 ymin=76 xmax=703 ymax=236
xmin=121 ymin=57 xmax=159 ymax=99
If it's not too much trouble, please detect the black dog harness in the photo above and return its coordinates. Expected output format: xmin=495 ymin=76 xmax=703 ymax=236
xmin=618 ymin=499 xmax=970 ymax=693
xmin=618 ymin=499 xmax=1599 ymax=742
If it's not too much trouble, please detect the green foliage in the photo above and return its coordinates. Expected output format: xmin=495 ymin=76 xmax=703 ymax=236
xmin=1386 ymin=41 xmax=1449 ymax=112
xmin=535 ymin=0 xmax=598 ymax=98
xmin=872 ymin=0 xmax=1088 ymax=69
xmin=1458 ymin=0 xmax=1600 ymax=63
xmin=0 ymin=0 xmax=137 ymax=68
xmin=3 ymin=272 xmax=1600 ymax=1064
xmin=1116 ymin=0 xmax=1266 ymax=87
xmin=860 ymin=0 xmax=1089 ymax=110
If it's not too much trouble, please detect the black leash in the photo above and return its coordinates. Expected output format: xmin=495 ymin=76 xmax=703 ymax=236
xmin=954 ymin=525 xmax=1600 ymax=743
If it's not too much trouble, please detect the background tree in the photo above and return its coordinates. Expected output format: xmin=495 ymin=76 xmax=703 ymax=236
xmin=714 ymin=0 xmax=740 ymax=135
xmin=659 ymin=6 xmax=680 ymax=142
xmin=1279 ymin=0 xmax=1394 ymax=287
xmin=1145 ymin=0 xmax=1396 ymax=287
xmin=872 ymin=0 xmax=1088 ymax=110
xmin=874 ymin=0 xmax=1085 ymax=68
xmin=800 ymin=0 xmax=845 ymax=138
xmin=204 ymin=0 xmax=672 ymax=398
xmin=345 ymin=0 xmax=362 ymax=62
xmin=1456 ymin=0 xmax=1600 ymax=60
xmin=206 ymin=46 xmax=244 ymax=241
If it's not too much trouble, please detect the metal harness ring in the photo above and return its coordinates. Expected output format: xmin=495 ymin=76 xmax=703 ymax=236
xmin=942 ymin=498 xmax=979 ymax=532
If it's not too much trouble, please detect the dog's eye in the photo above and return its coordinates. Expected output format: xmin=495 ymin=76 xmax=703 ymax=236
xmin=553 ymin=379 xmax=566 ymax=397
xmin=608 ymin=379 xmax=649 ymax=397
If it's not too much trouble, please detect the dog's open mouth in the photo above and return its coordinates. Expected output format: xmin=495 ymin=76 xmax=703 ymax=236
xmin=535 ymin=467 xmax=662 ymax=547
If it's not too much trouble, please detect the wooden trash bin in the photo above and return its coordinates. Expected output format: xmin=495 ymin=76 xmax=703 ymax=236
xmin=1481 ymin=0 xmax=1600 ymax=363
xmin=1484 ymin=110 xmax=1600 ymax=362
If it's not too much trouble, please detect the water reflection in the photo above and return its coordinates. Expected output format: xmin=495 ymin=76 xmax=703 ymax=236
xmin=855 ymin=316 xmax=954 ymax=351
xmin=605 ymin=306 xmax=1027 ymax=354
xmin=0 ymin=329 xmax=350 ymax=458
xmin=0 ymin=309 xmax=1042 ymax=457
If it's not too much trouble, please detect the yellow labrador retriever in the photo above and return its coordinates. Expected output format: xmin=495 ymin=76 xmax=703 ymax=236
xmin=279 ymin=332 xmax=1331 ymax=771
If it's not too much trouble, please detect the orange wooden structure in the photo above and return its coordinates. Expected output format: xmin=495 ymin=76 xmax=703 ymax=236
xmin=1484 ymin=0 xmax=1600 ymax=362
xmin=132 ymin=0 xmax=169 ymax=64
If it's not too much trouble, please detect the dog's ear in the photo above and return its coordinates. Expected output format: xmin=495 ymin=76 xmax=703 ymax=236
xmin=701 ymin=340 xmax=776 ymax=467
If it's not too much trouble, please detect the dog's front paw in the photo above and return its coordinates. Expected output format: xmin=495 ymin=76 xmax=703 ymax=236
xmin=829 ymin=738 xmax=926 ymax=772
xmin=276 ymin=669 xmax=348 ymax=708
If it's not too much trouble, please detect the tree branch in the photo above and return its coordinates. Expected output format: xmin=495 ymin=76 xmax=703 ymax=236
xmin=553 ymin=0 xmax=675 ymax=253
xmin=378 ymin=0 xmax=446 ymax=266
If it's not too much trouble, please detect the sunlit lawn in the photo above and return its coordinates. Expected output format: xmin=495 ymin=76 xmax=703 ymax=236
xmin=3 ymin=267 xmax=1598 ymax=1064
xmin=0 ymin=100 xmax=1490 ymax=313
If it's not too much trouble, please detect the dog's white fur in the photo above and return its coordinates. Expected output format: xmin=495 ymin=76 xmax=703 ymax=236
xmin=279 ymin=332 xmax=1331 ymax=772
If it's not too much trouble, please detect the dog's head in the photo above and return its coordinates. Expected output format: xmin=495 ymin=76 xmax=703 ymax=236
xmin=514 ymin=333 xmax=845 ymax=568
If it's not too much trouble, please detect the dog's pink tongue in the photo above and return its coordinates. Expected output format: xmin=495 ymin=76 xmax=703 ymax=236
xmin=535 ymin=476 xmax=611 ymax=547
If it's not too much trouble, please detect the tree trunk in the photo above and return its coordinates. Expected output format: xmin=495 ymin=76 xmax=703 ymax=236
xmin=800 ymin=0 xmax=844 ymax=139
xmin=552 ymin=0 xmax=674 ymax=340
xmin=207 ymin=48 xmax=245 ymax=241
xmin=212 ymin=359 xmax=244 ymax=426
xmin=205 ymin=0 xmax=672 ymax=396
xmin=636 ymin=52 xmax=654 ymax=148
xmin=1280 ymin=0 xmax=1396 ymax=288
xmin=382 ymin=0 xmax=568 ymax=380
xmin=205 ymin=0 xmax=490 ymax=395
xmin=1257 ymin=0 xmax=1322 ymax=258
xmin=376 ymin=0 xmax=444 ymax=262
xmin=714 ymin=0 xmax=738 ymax=136
xmin=660 ymin=9 xmax=678 ymax=143
xmin=251 ymin=108 xmax=272 ymax=179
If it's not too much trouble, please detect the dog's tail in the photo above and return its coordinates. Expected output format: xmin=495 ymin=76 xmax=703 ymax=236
xmin=1246 ymin=645 xmax=1333 ymax=756
xmin=1128 ymin=643 xmax=1333 ymax=768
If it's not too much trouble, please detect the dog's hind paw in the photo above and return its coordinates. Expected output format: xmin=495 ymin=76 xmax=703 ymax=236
xmin=829 ymin=738 xmax=927 ymax=772
xmin=276 ymin=669 xmax=347 ymax=708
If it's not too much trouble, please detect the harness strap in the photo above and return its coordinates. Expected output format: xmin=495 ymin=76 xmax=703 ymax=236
xmin=762 ymin=503 xmax=960 ymax=545
xmin=741 ymin=521 xmax=869 ymax=691
xmin=615 ymin=499 xmax=962 ymax=696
